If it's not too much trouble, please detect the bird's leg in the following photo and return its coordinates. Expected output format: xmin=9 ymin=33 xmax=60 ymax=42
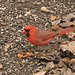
xmin=40 ymin=45 xmax=48 ymax=56
xmin=43 ymin=44 xmax=48 ymax=52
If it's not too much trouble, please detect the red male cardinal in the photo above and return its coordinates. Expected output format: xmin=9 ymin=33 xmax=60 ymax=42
xmin=22 ymin=25 xmax=75 ymax=46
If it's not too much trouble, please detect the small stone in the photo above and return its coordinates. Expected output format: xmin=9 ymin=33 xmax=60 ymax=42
xmin=25 ymin=10 xmax=31 ymax=15
xmin=18 ymin=14 xmax=22 ymax=18
xmin=0 ymin=72 xmax=2 ymax=75
xmin=22 ymin=59 xmax=26 ymax=63
xmin=14 ymin=68 xmax=18 ymax=71
xmin=5 ymin=53 xmax=9 ymax=56
xmin=1 ymin=29 xmax=4 ymax=31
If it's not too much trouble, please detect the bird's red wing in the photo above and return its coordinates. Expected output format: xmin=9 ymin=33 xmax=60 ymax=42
xmin=36 ymin=30 xmax=55 ymax=41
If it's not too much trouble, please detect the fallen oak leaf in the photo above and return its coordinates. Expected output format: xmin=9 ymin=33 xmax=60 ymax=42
xmin=62 ymin=13 xmax=75 ymax=22
xmin=60 ymin=41 xmax=75 ymax=55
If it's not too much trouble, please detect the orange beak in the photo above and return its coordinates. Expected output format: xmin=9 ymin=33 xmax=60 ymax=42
xmin=22 ymin=30 xmax=27 ymax=34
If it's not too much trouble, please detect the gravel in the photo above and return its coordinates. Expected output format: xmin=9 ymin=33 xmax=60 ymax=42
xmin=0 ymin=0 xmax=75 ymax=75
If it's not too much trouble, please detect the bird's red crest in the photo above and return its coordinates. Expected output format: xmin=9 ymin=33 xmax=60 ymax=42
xmin=24 ymin=25 xmax=35 ymax=30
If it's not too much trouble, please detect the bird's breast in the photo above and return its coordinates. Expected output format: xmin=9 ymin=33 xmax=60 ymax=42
xmin=27 ymin=36 xmax=41 ymax=46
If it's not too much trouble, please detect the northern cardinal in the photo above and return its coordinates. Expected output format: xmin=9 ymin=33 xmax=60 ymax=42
xmin=22 ymin=25 xmax=75 ymax=46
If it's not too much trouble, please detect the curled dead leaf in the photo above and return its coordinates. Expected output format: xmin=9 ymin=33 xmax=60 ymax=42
xmin=1 ymin=23 xmax=8 ymax=25
xmin=17 ymin=52 xmax=34 ymax=59
xmin=50 ymin=15 xmax=60 ymax=22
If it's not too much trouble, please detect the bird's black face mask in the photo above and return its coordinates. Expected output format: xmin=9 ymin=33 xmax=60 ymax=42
xmin=24 ymin=29 xmax=30 ymax=37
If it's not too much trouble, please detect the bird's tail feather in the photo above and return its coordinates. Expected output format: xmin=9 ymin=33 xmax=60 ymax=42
xmin=56 ymin=27 xmax=75 ymax=36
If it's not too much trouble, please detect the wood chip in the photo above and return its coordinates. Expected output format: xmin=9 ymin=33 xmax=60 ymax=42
xmin=0 ymin=64 xmax=3 ymax=69
xmin=33 ymin=71 xmax=46 ymax=75
xmin=41 ymin=7 xmax=54 ymax=13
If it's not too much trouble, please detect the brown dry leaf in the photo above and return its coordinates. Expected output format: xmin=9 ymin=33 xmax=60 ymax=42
xmin=62 ymin=13 xmax=75 ymax=22
xmin=64 ymin=68 xmax=75 ymax=75
xmin=37 ymin=56 xmax=59 ymax=62
xmin=0 ymin=64 xmax=3 ymax=69
xmin=59 ymin=22 xmax=75 ymax=27
xmin=52 ymin=24 xmax=62 ymax=30
xmin=50 ymin=15 xmax=60 ymax=22
xmin=61 ymin=58 xmax=70 ymax=63
xmin=67 ymin=32 xmax=75 ymax=39
xmin=33 ymin=71 xmax=46 ymax=75
xmin=46 ymin=62 xmax=55 ymax=68
xmin=38 ymin=56 xmax=50 ymax=61
xmin=17 ymin=54 xmax=24 ymax=59
xmin=69 ymin=59 xmax=75 ymax=63
xmin=17 ymin=52 xmax=34 ymax=59
xmin=4 ymin=43 xmax=15 ymax=52
xmin=60 ymin=41 xmax=75 ymax=55
xmin=59 ymin=67 xmax=67 ymax=72
xmin=1 ymin=23 xmax=8 ymax=25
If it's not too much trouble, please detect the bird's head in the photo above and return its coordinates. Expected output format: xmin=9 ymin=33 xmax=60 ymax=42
xmin=22 ymin=25 xmax=37 ymax=37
